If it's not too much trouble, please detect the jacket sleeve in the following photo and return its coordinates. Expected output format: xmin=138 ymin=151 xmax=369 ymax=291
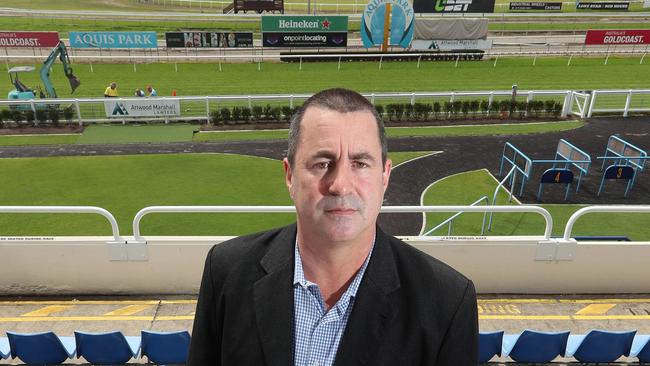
xmin=435 ymin=279 xmax=479 ymax=366
xmin=188 ymin=246 xmax=222 ymax=365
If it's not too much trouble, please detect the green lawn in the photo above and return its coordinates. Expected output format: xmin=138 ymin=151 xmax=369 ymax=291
xmin=5 ymin=58 xmax=649 ymax=100
xmin=421 ymin=170 xmax=650 ymax=240
xmin=0 ymin=153 xmax=294 ymax=236
xmin=195 ymin=121 xmax=584 ymax=142
xmin=77 ymin=124 xmax=197 ymax=144
xmin=0 ymin=134 xmax=79 ymax=146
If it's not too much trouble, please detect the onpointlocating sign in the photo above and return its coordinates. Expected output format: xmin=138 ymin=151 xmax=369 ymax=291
xmin=411 ymin=39 xmax=493 ymax=50
xmin=0 ymin=32 xmax=60 ymax=48
xmin=576 ymin=2 xmax=629 ymax=10
xmin=585 ymin=30 xmax=650 ymax=45
xmin=509 ymin=2 xmax=562 ymax=10
xmin=361 ymin=0 xmax=414 ymax=48
xmin=70 ymin=32 xmax=158 ymax=48
xmin=165 ymin=32 xmax=253 ymax=48
xmin=104 ymin=99 xmax=181 ymax=118
xmin=262 ymin=33 xmax=347 ymax=47
xmin=261 ymin=16 xmax=348 ymax=48
xmin=414 ymin=0 xmax=495 ymax=13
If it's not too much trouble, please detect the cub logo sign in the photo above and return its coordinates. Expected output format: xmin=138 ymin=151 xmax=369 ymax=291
xmin=361 ymin=0 xmax=414 ymax=48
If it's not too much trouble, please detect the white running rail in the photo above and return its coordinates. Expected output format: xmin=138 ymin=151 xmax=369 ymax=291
xmin=562 ymin=205 xmax=650 ymax=241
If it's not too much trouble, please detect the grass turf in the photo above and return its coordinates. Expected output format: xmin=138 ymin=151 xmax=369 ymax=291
xmin=0 ymin=134 xmax=79 ymax=146
xmin=76 ymin=124 xmax=197 ymax=144
xmin=421 ymin=170 xmax=650 ymax=240
xmin=195 ymin=121 xmax=584 ymax=142
xmin=4 ymin=57 xmax=649 ymax=100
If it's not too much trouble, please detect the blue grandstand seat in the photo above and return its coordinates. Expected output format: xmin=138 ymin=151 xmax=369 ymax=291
xmin=141 ymin=329 xmax=191 ymax=364
xmin=502 ymin=329 xmax=569 ymax=363
xmin=631 ymin=334 xmax=650 ymax=363
xmin=0 ymin=337 xmax=10 ymax=359
xmin=74 ymin=330 xmax=140 ymax=365
xmin=7 ymin=331 xmax=75 ymax=364
xmin=566 ymin=329 xmax=636 ymax=363
xmin=479 ymin=330 xmax=503 ymax=363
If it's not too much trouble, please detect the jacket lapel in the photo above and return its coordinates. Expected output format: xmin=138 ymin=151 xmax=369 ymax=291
xmin=253 ymin=224 xmax=296 ymax=366
xmin=334 ymin=227 xmax=401 ymax=365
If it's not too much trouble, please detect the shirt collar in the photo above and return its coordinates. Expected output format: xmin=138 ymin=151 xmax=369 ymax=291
xmin=293 ymin=236 xmax=375 ymax=301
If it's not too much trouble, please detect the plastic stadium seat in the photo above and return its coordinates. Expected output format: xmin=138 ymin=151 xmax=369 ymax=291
xmin=141 ymin=329 xmax=191 ymax=364
xmin=631 ymin=334 xmax=650 ymax=363
xmin=479 ymin=330 xmax=503 ymax=363
xmin=7 ymin=331 xmax=76 ymax=364
xmin=0 ymin=337 xmax=10 ymax=359
xmin=566 ymin=329 xmax=636 ymax=363
xmin=502 ymin=329 xmax=570 ymax=363
xmin=74 ymin=330 xmax=140 ymax=365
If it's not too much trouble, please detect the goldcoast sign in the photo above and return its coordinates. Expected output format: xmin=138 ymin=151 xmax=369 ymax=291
xmin=361 ymin=0 xmax=414 ymax=48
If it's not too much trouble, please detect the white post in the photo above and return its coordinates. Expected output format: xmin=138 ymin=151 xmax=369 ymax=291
xmin=455 ymin=55 xmax=460 ymax=68
xmin=604 ymin=52 xmax=610 ymax=65
xmin=493 ymin=55 xmax=498 ymax=67
xmin=175 ymin=63 xmax=178 ymax=72
xmin=567 ymin=54 xmax=573 ymax=66
xmin=587 ymin=90 xmax=597 ymax=118
xmin=623 ymin=90 xmax=632 ymax=117
xmin=338 ymin=56 xmax=342 ymax=71
xmin=533 ymin=55 xmax=537 ymax=66
xmin=75 ymin=100 xmax=82 ymax=126
xmin=299 ymin=56 xmax=302 ymax=70
xmin=562 ymin=91 xmax=572 ymax=118
xmin=641 ymin=53 xmax=647 ymax=65
xmin=417 ymin=55 xmax=422 ymax=69
xmin=205 ymin=98 xmax=210 ymax=123
xmin=379 ymin=55 xmax=383 ymax=70
xmin=90 ymin=63 xmax=94 ymax=73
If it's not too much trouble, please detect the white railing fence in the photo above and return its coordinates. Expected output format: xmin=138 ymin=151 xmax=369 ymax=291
xmin=1 ymin=89 xmax=647 ymax=124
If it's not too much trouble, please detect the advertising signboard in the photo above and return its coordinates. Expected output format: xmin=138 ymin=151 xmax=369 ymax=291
xmin=261 ymin=16 xmax=348 ymax=32
xmin=361 ymin=0 xmax=415 ymax=48
xmin=104 ymin=99 xmax=181 ymax=118
xmin=262 ymin=33 xmax=347 ymax=47
xmin=585 ymin=29 xmax=650 ymax=45
xmin=413 ymin=0 xmax=496 ymax=13
xmin=0 ymin=32 xmax=60 ymax=48
xmin=509 ymin=2 xmax=562 ymax=10
xmin=70 ymin=32 xmax=158 ymax=48
xmin=411 ymin=39 xmax=493 ymax=50
xmin=261 ymin=16 xmax=348 ymax=48
xmin=165 ymin=32 xmax=253 ymax=48
xmin=576 ymin=2 xmax=629 ymax=9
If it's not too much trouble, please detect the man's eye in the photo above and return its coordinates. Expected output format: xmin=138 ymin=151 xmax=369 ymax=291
xmin=353 ymin=161 xmax=369 ymax=169
xmin=314 ymin=162 xmax=331 ymax=169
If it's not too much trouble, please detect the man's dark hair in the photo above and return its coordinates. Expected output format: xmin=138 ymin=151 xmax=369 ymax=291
xmin=287 ymin=88 xmax=387 ymax=167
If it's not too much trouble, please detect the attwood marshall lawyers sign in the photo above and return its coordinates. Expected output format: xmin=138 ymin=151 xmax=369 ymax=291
xmin=585 ymin=30 xmax=650 ymax=45
xmin=104 ymin=99 xmax=180 ymax=118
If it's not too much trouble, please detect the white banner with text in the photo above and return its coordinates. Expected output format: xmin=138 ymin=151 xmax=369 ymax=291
xmin=104 ymin=99 xmax=181 ymax=118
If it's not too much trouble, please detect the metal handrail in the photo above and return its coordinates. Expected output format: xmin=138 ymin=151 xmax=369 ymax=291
xmin=132 ymin=205 xmax=554 ymax=241
xmin=0 ymin=206 xmax=123 ymax=242
xmin=423 ymin=196 xmax=489 ymax=236
xmin=562 ymin=205 xmax=650 ymax=241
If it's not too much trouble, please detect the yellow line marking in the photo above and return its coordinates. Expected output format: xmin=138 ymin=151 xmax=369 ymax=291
xmin=104 ymin=304 xmax=153 ymax=316
xmin=478 ymin=299 xmax=558 ymax=304
xmin=559 ymin=299 xmax=650 ymax=304
xmin=0 ymin=300 xmax=197 ymax=305
xmin=575 ymin=303 xmax=617 ymax=315
xmin=21 ymin=305 xmax=73 ymax=317
xmin=0 ymin=315 xmax=195 ymax=322
xmin=480 ymin=315 xmax=650 ymax=320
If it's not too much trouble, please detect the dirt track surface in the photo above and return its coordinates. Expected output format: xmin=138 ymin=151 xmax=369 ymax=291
xmin=1 ymin=117 xmax=648 ymax=235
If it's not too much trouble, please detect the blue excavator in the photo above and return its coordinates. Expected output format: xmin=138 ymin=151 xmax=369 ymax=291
xmin=7 ymin=41 xmax=80 ymax=107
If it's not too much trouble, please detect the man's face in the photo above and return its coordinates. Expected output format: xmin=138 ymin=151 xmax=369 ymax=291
xmin=284 ymin=106 xmax=391 ymax=244
xmin=110 ymin=83 xmax=116 ymax=89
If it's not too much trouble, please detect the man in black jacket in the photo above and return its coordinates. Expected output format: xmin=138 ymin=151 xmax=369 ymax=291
xmin=189 ymin=88 xmax=478 ymax=365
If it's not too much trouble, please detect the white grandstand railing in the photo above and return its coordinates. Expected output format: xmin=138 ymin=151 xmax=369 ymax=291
xmin=131 ymin=205 xmax=554 ymax=242
xmin=562 ymin=205 xmax=650 ymax=242
xmin=0 ymin=206 xmax=124 ymax=242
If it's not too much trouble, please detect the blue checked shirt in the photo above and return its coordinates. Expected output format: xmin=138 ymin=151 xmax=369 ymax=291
xmin=293 ymin=241 xmax=374 ymax=366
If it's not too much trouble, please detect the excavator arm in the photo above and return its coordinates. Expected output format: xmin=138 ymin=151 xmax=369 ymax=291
xmin=39 ymin=41 xmax=80 ymax=98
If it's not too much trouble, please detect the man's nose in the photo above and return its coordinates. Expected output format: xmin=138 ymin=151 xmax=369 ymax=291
xmin=328 ymin=163 xmax=353 ymax=196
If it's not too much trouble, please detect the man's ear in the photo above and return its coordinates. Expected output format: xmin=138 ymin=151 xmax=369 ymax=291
xmin=382 ymin=159 xmax=392 ymax=193
xmin=283 ymin=158 xmax=294 ymax=199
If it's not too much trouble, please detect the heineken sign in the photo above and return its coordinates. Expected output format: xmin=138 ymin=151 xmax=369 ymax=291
xmin=261 ymin=16 xmax=348 ymax=48
xmin=261 ymin=16 xmax=348 ymax=32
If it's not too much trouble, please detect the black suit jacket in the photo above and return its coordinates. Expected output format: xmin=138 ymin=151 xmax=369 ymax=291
xmin=188 ymin=224 xmax=478 ymax=365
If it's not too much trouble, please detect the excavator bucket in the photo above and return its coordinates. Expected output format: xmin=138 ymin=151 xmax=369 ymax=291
xmin=67 ymin=73 xmax=80 ymax=93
